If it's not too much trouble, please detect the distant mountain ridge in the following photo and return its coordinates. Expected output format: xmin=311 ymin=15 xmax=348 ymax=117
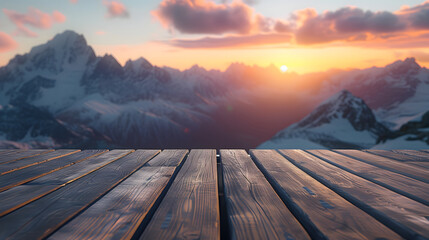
xmin=0 ymin=30 xmax=428 ymax=149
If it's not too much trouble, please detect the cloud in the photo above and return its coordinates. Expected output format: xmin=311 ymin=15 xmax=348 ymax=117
xmin=3 ymin=8 xmax=66 ymax=37
xmin=103 ymin=0 xmax=129 ymax=18
xmin=0 ymin=32 xmax=18 ymax=52
xmin=70 ymin=0 xmax=78 ymax=4
xmin=96 ymin=30 xmax=106 ymax=35
xmin=154 ymin=1 xmax=429 ymax=48
xmin=152 ymin=0 xmax=266 ymax=34
xmin=168 ymin=33 xmax=292 ymax=48
xmin=294 ymin=7 xmax=408 ymax=45
xmin=404 ymin=1 xmax=429 ymax=29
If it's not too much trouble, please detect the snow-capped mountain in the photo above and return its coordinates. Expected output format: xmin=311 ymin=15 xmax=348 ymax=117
xmin=375 ymin=110 xmax=429 ymax=149
xmin=320 ymin=58 xmax=429 ymax=129
xmin=258 ymin=90 xmax=391 ymax=149
xmin=0 ymin=30 xmax=230 ymax=148
xmin=1 ymin=30 xmax=428 ymax=149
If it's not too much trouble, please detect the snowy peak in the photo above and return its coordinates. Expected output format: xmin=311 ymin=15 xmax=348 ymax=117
xmin=259 ymin=90 xmax=391 ymax=149
xmin=124 ymin=57 xmax=153 ymax=72
xmin=384 ymin=57 xmax=420 ymax=75
xmin=8 ymin=30 xmax=96 ymax=74
xmin=297 ymin=90 xmax=383 ymax=133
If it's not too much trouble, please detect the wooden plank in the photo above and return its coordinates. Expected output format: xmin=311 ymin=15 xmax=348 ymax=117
xmin=279 ymin=150 xmax=429 ymax=239
xmin=0 ymin=149 xmax=22 ymax=156
xmin=0 ymin=149 xmax=79 ymax=175
xmin=0 ymin=149 xmax=23 ymax=154
xmin=0 ymin=150 xmax=107 ymax=192
xmin=335 ymin=150 xmax=429 ymax=183
xmin=50 ymin=150 xmax=188 ymax=240
xmin=0 ymin=150 xmax=133 ymax=217
xmin=392 ymin=150 xmax=429 ymax=160
xmin=0 ymin=149 xmax=53 ymax=164
xmin=139 ymin=150 xmax=219 ymax=240
xmin=0 ymin=150 xmax=160 ymax=239
xmin=251 ymin=150 xmax=400 ymax=240
xmin=365 ymin=150 xmax=428 ymax=162
xmin=309 ymin=150 xmax=429 ymax=206
xmin=405 ymin=161 xmax=429 ymax=170
xmin=143 ymin=149 xmax=187 ymax=167
xmin=221 ymin=150 xmax=310 ymax=240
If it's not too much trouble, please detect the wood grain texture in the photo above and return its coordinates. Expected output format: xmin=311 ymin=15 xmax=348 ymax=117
xmin=393 ymin=150 xmax=429 ymax=160
xmin=0 ymin=150 xmax=106 ymax=192
xmin=309 ymin=150 xmax=429 ymax=206
xmin=0 ymin=150 xmax=53 ymax=164
xmin=50 ymin=150 xmax=188 ymax=240
xmin=221 ymin=150 xmax=310 ymax=240
xmin=336 ymin=150 xmax=429 ymax=183
xmin=252 ymin=150 xmax=400 ymax=240
xmin=405 ymin=161 xmax=429 ymax=169
xmin=0 ymin=150 xmax=130 ymax=217
xmin=365 ymin=150 xmax=428 ymax=162
xmin=0 ymin=150 xmax=160 ymax=240
xmin=140 ymin=149 xmax=220 ymax=240
xmin=0 ymin=149 xmax=79 ymax=175
xmin=144 ymin=149 xmax=188 ymax=167
xmin=279 ymin=150 xmax=429 ymax=239
xmin=0 ymin=150 xmax=22 ymax=153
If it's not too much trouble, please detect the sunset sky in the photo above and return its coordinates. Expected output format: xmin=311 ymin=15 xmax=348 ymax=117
xmin=1 ymin=0 xmax=429 ymax=73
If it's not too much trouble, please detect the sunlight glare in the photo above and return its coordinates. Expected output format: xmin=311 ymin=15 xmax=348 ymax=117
xmin=280 ymin=65 xmax=288 ymax=73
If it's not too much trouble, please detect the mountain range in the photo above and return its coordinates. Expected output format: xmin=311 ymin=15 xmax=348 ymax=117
xmin=0 ymin=30 xmax=428 ymax=149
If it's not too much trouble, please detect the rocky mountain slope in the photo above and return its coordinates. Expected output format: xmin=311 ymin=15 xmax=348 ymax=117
xmin=259 ymin=90 xmax=391 ymax=149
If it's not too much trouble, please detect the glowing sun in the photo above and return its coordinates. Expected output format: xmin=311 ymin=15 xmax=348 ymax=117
xmin=280 ymin=65 xmax=288 ymax=72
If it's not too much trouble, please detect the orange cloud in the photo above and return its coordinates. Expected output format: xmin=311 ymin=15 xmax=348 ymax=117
xmin=3 ymin=8 xmax=66 ymax=37
xmin=0 ymin=32 xmax=18 ymax=52
xmin=168 ymin=33 xmax=292 ymax=48
xmin=103 ymin=0 xmax=129 ymax=18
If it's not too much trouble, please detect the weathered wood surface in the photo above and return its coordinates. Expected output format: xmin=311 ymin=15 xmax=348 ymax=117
xmin=221 ymin=150 xmax=310 ymax=240
xmin=252 ymin=150 xmax=400 ymax=240
xmin=279 ymin=150 xmax=429 ymax=239
xmin=0 ymin=150 xmax=160 ymax=239
xmin=365 ymin=150 xmax=429 ymax=162
xmin=50 ymin=150 xmax=188 ymax=240
xmin=140 ymin=149 xmax=220 ymax=240
xmin=0 ymin=149 xmax=79 ymax=175
xmin=336 ymin=149 xmax=429 ymax=183
xmin=309 ymin=150 xmax=429 ymax=206
xmin=0 ymin=150 xmax=129 ymax=217
xmin=392 ymin=150 xmax=429 ymax=160
xmin=0 ymin=149 xmax=53 ymax=164
xmin=0 ymin=150 xmax=106 ymax=192
xmin=0 ymin=149 xmax=427 ymax=240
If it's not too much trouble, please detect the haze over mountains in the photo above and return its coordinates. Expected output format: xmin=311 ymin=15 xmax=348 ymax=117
xmin=0 ymin=31 xmax=428 ymax=149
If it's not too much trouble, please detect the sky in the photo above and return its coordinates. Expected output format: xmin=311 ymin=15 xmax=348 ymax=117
xmin=0 ymin=0 xmax=429 ymax=73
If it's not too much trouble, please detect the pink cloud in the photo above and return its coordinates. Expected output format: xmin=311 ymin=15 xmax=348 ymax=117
xmin=52 ymin=11 xmax=66 ymax=23
xmin=0 ymin=32 xmax=18 ymax=52
xmin=3 ymin=8 xmax=66 ymax=37
xmin=103 ymin=0 xmax=129 ymax=18
xmin=154 ymin=1 xmax=429 ymax=48
xmin=70 ymin=0 xmax=78 ymax=4
xmin=96 ymin=31 xmax=106 ymax=35
xmin=152 ymin=0 xmax=268 ymax=34
xmin=293 ymin=7 xmax=409 ymax=45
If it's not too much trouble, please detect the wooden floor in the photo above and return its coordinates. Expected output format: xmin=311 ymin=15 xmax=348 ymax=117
xmin=0 ymin=149 xmax=428 ymax=240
